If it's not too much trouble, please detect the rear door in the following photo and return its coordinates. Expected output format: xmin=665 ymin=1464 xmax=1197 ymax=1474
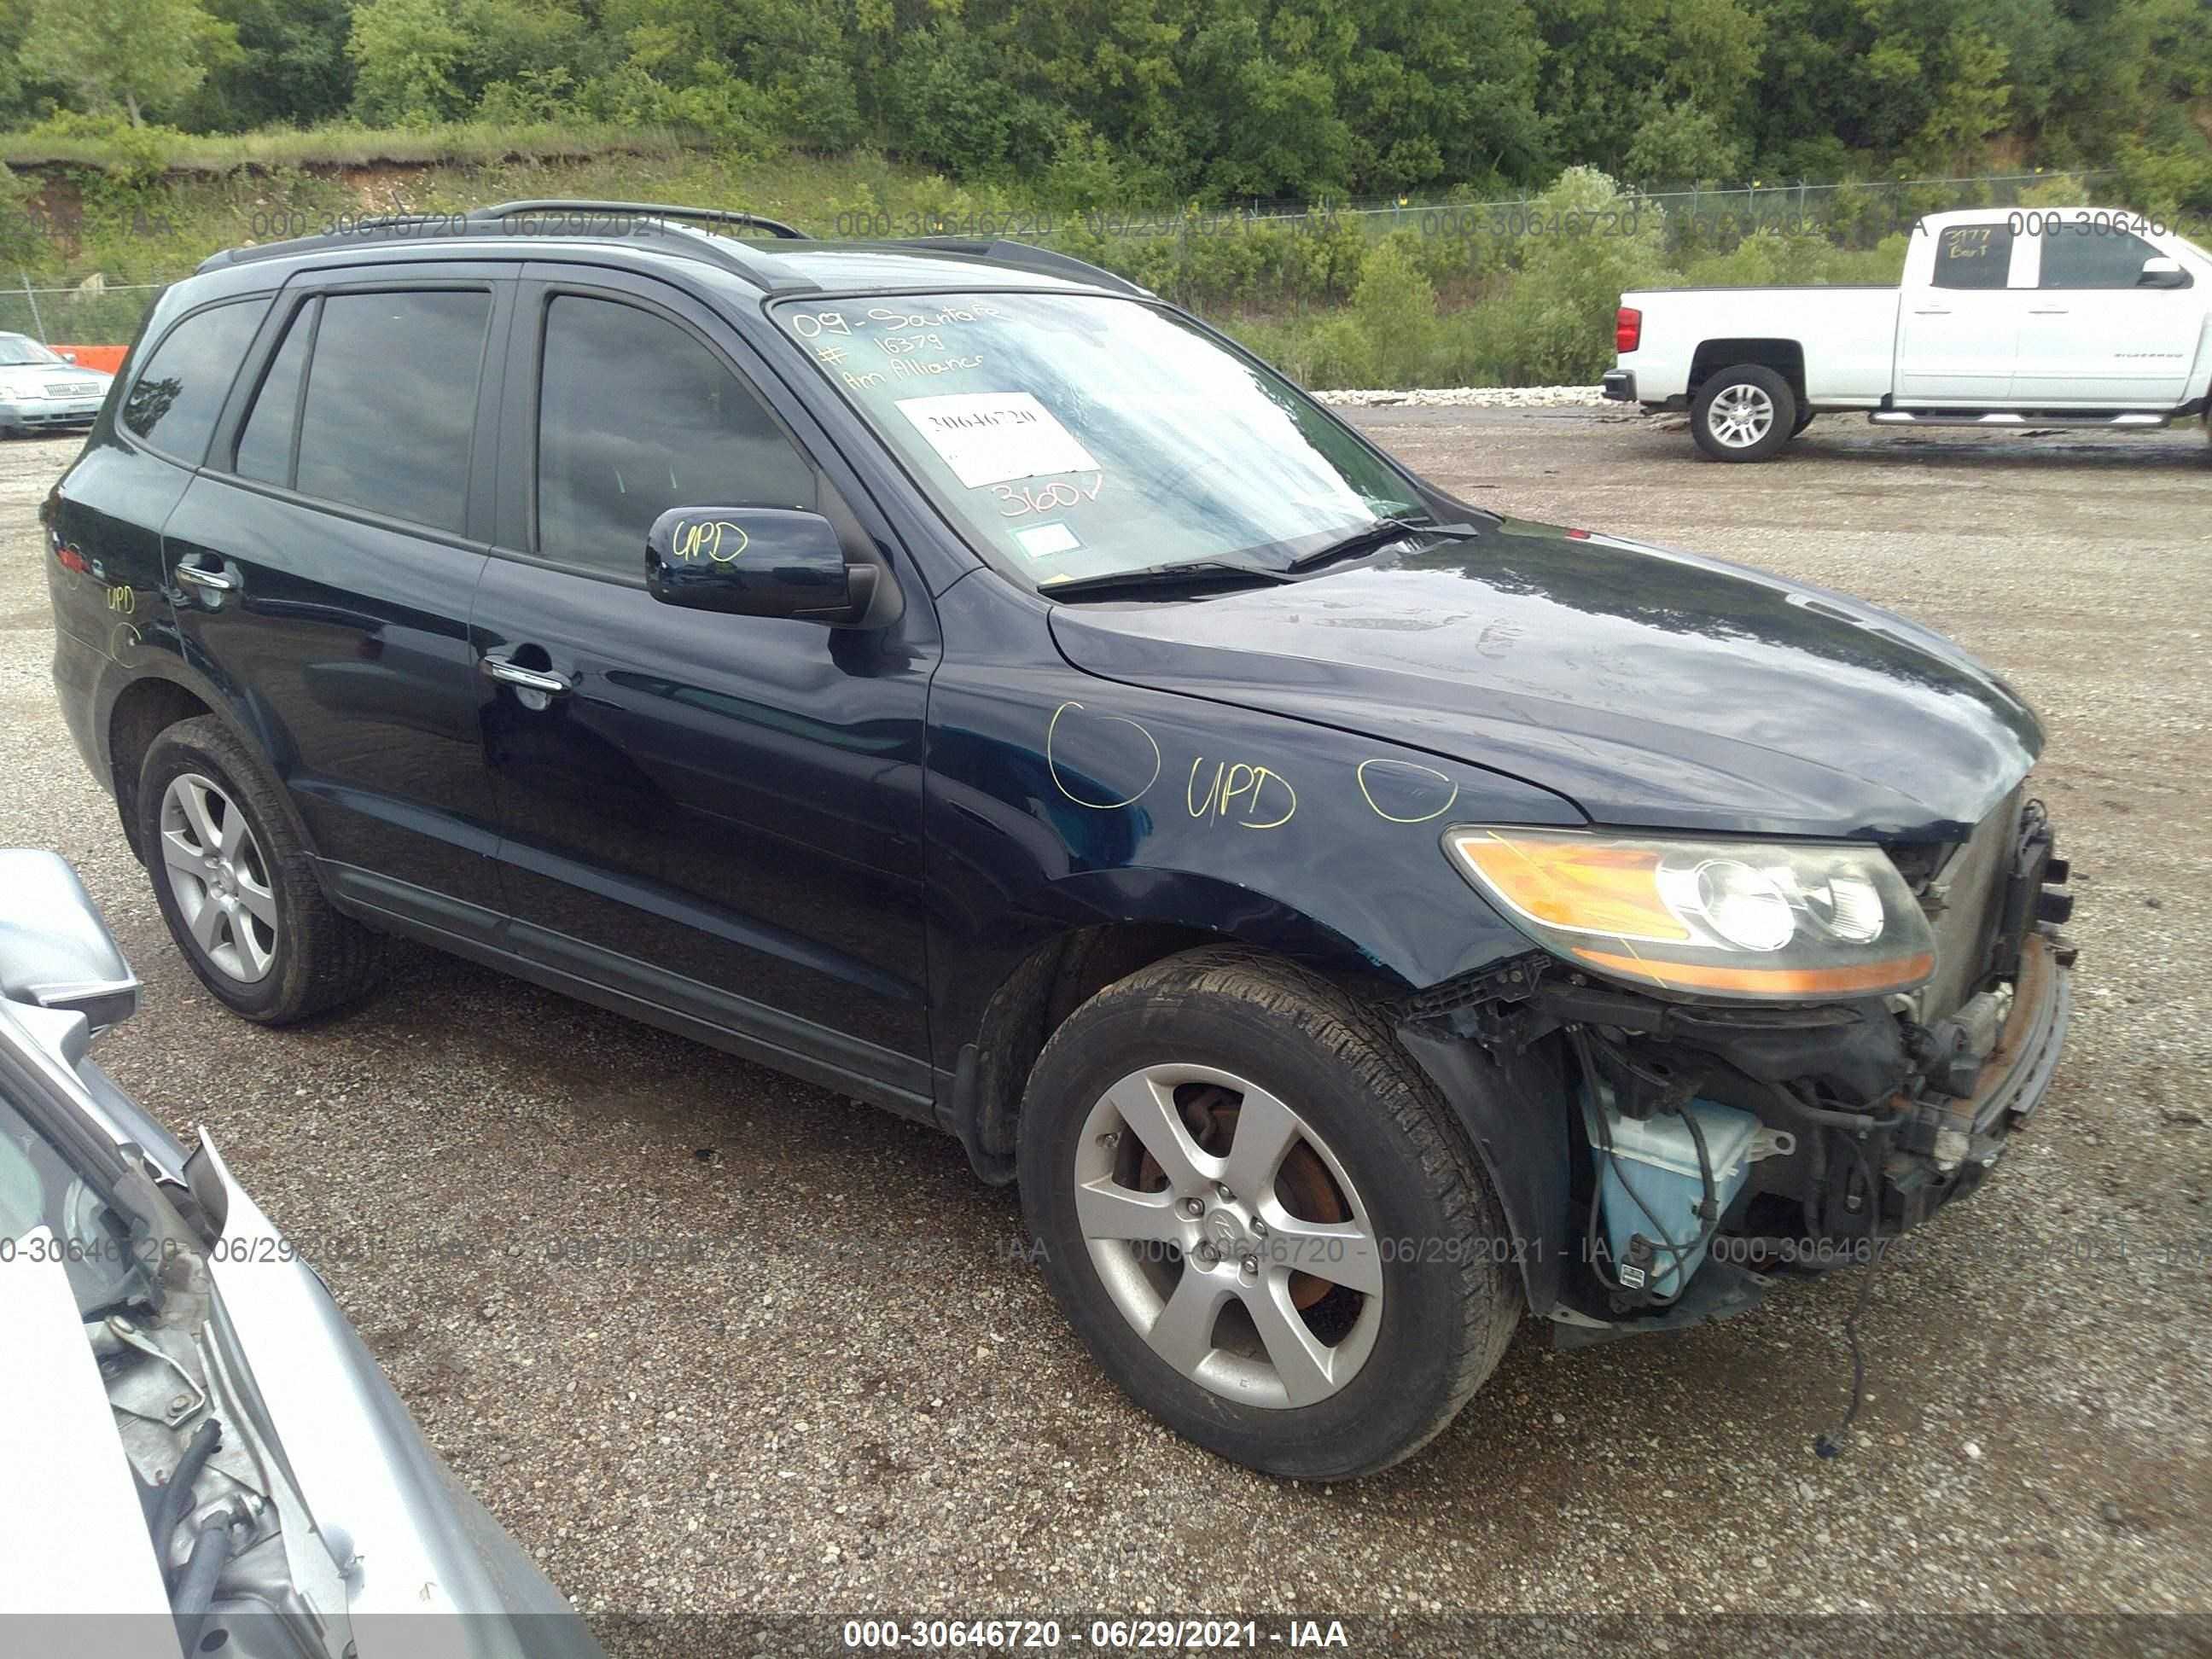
xmin=2012 ymin=219 xmax=2204 ymax=405
xmin=468 ymin=267 xmax=937 ymax=1108
xmin=1894 ymin=220 xmax=2033 ymax=405
xmin=163 ymin=267 xmax=512 ymax=918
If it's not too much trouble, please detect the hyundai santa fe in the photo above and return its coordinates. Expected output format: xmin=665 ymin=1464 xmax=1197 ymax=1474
xmin=43 ymin=201 xmax=2075 ymax=1478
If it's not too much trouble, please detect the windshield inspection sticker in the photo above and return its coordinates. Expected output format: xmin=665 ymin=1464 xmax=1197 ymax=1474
xmin=896 ymin=392 xmax=1099 ymax=488
xmin=1014 ymin=521 xmax=1081 ymax=559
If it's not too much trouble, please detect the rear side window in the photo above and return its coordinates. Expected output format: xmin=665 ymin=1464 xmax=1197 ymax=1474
xmin=2039 ymin=226 xmax=2170 ymax=289
xmin=535 ymin=294 xmax=818 ymax=574
xmin=233 ymin=298 xmax=314 ymax=486
xmin=1931 ymin=224 xmax=2013 ymax=290
xmin=294 ymin=290 xmax=492 ymax=534
xmin=120 ymin=300 xmax=265 ymax=463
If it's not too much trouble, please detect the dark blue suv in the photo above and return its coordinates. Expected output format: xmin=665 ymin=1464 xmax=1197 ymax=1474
xmin=44 ymin=202 xmax=2075 ymax=1476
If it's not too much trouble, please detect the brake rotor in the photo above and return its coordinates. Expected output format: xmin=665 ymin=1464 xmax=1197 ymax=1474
xmin=1132 ymin=1085 xmax=1351 ymax=1312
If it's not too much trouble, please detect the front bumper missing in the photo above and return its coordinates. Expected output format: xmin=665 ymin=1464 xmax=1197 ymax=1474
xmin=1890 ymin=932 xmax=2069 ymax=1214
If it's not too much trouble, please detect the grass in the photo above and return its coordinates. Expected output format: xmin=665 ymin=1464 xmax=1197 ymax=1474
xmin=0 ymin=121 xmax=703 ymax=173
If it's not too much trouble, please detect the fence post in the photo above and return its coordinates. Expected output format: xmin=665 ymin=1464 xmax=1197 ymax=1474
xmin=18 ymin=272 xmax=46 ymax=343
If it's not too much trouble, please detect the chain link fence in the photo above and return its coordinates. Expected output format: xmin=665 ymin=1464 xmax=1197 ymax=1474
xmin=1 ymin=276 xmax=164 ymax=347
xmin=0 ymin=170 xmax=2122 ymax=352
xmin=1085 ymin=170 xmax=2118 ymax=253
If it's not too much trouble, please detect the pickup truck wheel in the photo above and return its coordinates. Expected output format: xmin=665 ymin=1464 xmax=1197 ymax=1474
xmin=138 ymin=716 xmax=387 ymax=1023
xmin=1016 ymin=946 xmax=1518 ymax=1478
xmin=1691 ymin=364 xmax=1797 ymax=462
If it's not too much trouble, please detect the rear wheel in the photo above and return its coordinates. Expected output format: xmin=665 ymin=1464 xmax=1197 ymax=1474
xmin=1016 ymin=947 xmax=1518 ymax=1478
xmin=138 ymin=716 xmax=385 ymax=1023
xmin=1691 ymin=364 xmax=1798 ymax=462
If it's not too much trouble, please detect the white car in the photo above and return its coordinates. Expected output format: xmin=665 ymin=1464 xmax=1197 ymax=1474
xmin=1605 ymin=207 xmax=2212 ymax=459
xmin=0 ymin=851 xmax=602 ymax=1658
xmin=0 ymin=332 xmax=114 ymax=437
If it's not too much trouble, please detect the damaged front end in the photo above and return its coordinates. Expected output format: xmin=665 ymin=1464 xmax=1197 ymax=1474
xmin=1400 ymin=792 xmax=2075 ymax=1344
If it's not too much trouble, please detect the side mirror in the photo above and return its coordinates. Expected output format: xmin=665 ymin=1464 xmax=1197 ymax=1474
xmin=645 ymin=507 xmax=876 ymax=624
xmin=2139 ymin=256 xmax=2188 ymax=288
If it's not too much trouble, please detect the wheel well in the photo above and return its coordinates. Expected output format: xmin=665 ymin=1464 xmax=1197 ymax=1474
xmin=956 ymin=923 xmax=1225 ymax=1178
xmin=1689 ymin=339 xmax=1807 ymax=407
xmin=956 ymin=923 xmax=1407 ymax=1180
xmin=108 ymin=679 xmax=211 ymax=861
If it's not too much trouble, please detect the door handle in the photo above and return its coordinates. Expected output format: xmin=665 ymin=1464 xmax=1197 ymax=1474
xmin=2028 ymin=307 xmax=2069 ymax=315
xmin=174 ymin=562 xmax=237 ymax=593
xmin=1911 ymin=306 xmax=1952 ymax=316
xmin=479 ymin=653 xmax=573 ymax=696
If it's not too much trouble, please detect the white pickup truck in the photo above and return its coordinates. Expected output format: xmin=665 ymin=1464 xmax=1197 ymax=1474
xmin=1605 ymin=207 xmax=2212 ymax=459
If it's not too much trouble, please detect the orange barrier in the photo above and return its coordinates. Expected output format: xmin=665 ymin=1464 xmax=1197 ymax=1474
xmin=49 ymin=344 xmax=127 ymax=375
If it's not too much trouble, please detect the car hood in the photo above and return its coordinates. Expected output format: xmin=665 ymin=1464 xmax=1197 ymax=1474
xmin=1047 ymin=518 xmax=2042 ymax=840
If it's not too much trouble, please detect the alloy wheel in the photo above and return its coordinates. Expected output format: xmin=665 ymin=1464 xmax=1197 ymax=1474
xmin=1072 ymin=1063 xmax=1383 ymax=1408
xmin=159 ymin=772 xmax=278 ymax=984
xmin=1708 ymin=382 xmax=1776 ymax=449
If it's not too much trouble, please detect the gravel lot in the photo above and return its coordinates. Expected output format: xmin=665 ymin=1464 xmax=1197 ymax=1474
xmin=4 ymin=411 xmax=2209 ymax=1648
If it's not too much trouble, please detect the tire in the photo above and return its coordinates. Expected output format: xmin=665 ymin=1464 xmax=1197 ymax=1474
xmin=137 ymin=715 xmax=385 ymax=1023
xmin=1691 ymin=364 xmax=1798 ymax=462
xmin=1016 ymin=946 xmax=1519 ymax=1478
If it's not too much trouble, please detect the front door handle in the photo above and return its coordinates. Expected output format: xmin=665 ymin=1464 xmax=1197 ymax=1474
xmin=2028 ymin=306 xmax=2069 ymax=315
xmin=1911 ymin=306 xmax=1953 ymax=316
xmin=175 ymin=562 xmax=237 ymax=594
xmin=480 ymin=652 xmax=573 ymax=696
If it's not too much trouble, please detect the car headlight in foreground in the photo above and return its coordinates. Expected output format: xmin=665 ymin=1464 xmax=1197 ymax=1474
xmin=1444 ymin=825 xmax=1936 ymax=1000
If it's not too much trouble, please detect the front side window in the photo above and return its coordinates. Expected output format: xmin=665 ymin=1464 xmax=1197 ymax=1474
xmin=120 ymin=300 xmax=265 ymax=463
xmin=535 ymin=294 xmax=819 ymax=574
xmin=2039 ymin=226 xmax=2171 ymax=288
xmin=778 ymin=292 xmax=1422 ymax=590
xmin=294 ymin=289 xmax=492 ymax=534
xmin=1931 ymin=224 xmax=2013 ymax=290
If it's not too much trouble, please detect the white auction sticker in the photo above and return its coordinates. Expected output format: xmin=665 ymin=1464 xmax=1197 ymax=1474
xmin=1013 ymin=521 xmax=1081 ymax=559
xmin=896 ymin=392 xmax=1099 ymax=488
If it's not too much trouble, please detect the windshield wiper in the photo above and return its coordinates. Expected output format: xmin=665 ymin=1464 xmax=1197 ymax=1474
xmin=1284 ymin=516 xmax=1484 ymax=574
xmin=1040 ymin=559 xmax=1295 ymax=602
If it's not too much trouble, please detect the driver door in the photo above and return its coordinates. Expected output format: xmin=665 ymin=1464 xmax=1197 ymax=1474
xmin=2012 ymin=222 xmax=2203 ymax=405
xmin=469 ymin=268 xmax=939 ymax=1109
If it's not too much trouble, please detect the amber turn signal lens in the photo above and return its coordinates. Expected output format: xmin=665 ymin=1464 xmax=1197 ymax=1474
xmin=1569 ymin=947 xmax=1936 ymax=997
xmin=1447 ymin=830 xmax=1691 ymax=943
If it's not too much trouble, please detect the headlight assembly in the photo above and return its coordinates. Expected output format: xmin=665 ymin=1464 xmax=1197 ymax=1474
xmin=1443 ymin=826 xmax=1935 ymax=1001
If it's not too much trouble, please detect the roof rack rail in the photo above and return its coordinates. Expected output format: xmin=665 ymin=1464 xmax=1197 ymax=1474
xmin=898 ymin=236 xmax=1150 ymax=298
xmin=199 ymin=199 xmax=818 ymax=292
xmin=468 ymin=200 xmax=808 ymax=240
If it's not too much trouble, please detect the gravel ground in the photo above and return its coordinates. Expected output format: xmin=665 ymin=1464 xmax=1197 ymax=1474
xmin=3 ymin=411 xmax=2209 ymax=1650
xmin=1314 ymin=385 xmax=1610 ymax=408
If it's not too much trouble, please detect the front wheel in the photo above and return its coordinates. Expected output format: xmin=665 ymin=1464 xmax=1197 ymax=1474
xmin=1691 ymin=364 xmax=1798 ymax=461
xmin=1016 ymin=947 xmax=1519 ymax=1478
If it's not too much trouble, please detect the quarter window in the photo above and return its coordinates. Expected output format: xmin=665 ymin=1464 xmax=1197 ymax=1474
xmin=535 ymin=294 xmax=819 ymax=575
xmin=1931 ymin=224 xmax=2013 ymax=290
xmin=120 ymin=300 xmax=265 ymax=463
xmin=233 ymin=298 xmax=315 ymax=486
xmin=2039 ymin=226 xmax=2171 ymax=289
xmin=294 ymin=290 xmax=492 ymax=534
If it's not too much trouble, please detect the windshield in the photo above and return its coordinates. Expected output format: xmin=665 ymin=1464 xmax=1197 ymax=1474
xmin=777 ymin=292 xmax=1429 ymax=588
xmin=0 ymin=334 xmax=63 ymax=367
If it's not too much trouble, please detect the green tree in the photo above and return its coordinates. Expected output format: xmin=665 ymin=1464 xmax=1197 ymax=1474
xmin=180 ymin=0 xmax=354 ymax=130
xmin=20 ymin=0 xmax=236 ymax=125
